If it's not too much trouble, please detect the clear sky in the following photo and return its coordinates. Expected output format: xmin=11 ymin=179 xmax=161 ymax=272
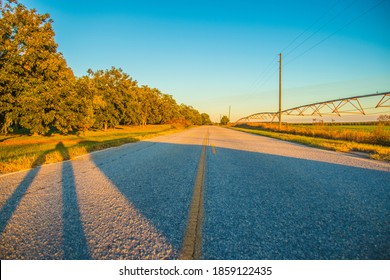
xmin=25 ymin=0 xmax=390 ymax=122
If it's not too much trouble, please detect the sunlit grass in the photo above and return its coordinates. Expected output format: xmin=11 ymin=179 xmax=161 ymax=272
xmin=0 ymin=125 xmax=183 ymax=174
xmin=238 ymin=123 xmax=390 ymax=146
xmin=232 ymin=125 xmax=390 ymax=162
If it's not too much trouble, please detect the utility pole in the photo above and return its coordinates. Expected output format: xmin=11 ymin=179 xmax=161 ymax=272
xmin=278 ymin=53 xmax=282 ymax=129
xmin=228 ymin=106 xmax=231 ymax=121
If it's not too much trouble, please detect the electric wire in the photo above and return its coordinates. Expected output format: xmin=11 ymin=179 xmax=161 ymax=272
xmin=285 ymin=0 xmax=386 ymax=66
xmin=241 ymin=98 xmax=389 ymax=120
xmin=284 ymin=0 xmax=358 ymax=58
xmin=249 ymin=0 xmax=357 ymax=94
xmin=243 ymin=0 xmax=387 ymax=117
xmin=280 ymin=0 xmax=342 ymax=55
xmin=246 ymin=0 xmax=351 ymax=95
xmin=249 ymin=55 xmax=277 ymax=89
xmin=255 ymin=67 xmax=279 ymax=92
xmin=245 ymin=55 xmax=279 ymax=97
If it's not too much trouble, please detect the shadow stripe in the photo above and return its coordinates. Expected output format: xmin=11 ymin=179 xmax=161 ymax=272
xmin=61 ymin=158 xmax=90 ymax=259
xmin=0 ymin=168 xmax=40 ymax=235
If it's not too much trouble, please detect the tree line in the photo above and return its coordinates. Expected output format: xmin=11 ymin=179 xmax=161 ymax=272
xmin=0 ymin=0 xmax=211 ymax=135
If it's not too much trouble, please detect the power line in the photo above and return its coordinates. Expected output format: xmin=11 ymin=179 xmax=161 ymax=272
xmin=252 ymin=66 xmax=279 ymax=93
xmin=243 ymin=54 xmax=279 ymax=98
xmin=249 ymin=0 xmax=357 ymax=96
xmin=280 ymin=0 xmax=342 ymax=55
xmin=284 ymin=0 xmax=357 ymax=58
xmin=246 ymin=1 xmax=346 ymax=96
xmin=248 ymin=55 xmax=277 ymax=90
xmin=285 ymin=0 xmax=386 ymax=66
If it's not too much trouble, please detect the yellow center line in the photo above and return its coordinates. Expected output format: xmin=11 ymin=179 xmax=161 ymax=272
xmin=180 ymin=132 xmax=208 ymax=260
xmin=211 ymin=144 xmax=217 ymax=155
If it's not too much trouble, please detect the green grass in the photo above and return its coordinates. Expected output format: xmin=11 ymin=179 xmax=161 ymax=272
xmin=0 ymin=124 xmax=184 ymax=174
xmin=235 ymin=122 xmax=390 ymax=146
xmin=231 ymin=126 xmax=390 ymax=162
xmin=293 ymin=124 xmax=390 ymax=133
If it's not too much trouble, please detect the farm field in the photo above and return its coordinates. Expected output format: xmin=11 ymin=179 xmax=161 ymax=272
xmin=0 ymin=125 xmax=182 ymax=174
xmin=293 ymin=124 xmax=390 ymax=133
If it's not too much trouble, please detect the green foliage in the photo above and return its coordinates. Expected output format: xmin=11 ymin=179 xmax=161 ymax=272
xmin=86 ymin=67 xmax=131 ymax=130
xmin=201 ymin=113 xmax=212 ymax=125
xmin=220 ymin=115 xmax=230 ymax=125
xmin=0 ymin=0 xmax=209 ymax=135
xmin=80 ymin=67 xmax=203 ymax=129
xmin=0 ymin=0 xmax=77 ymax=134
xmin=377 ymin=114 xmax=390 ymax=124
xmin=179 ymin=104 xmax=202 ymax=125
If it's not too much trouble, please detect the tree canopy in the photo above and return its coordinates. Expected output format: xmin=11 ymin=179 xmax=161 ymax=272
xmin=220 ymin=115 xmax=230 ymax=125
xmin=0 ymin=0 xmax=211 ymax=134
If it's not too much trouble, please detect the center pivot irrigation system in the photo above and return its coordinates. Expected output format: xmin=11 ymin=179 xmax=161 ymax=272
xmin=236 ymin=91 xmax=390 ymax=123
xmin=236 ymin=53 xmax=390 ymax=124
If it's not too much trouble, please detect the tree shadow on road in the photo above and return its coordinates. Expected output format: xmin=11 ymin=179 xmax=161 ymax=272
xmin=0 ymin=151 xmax=48 ymax=235
xmin=0 ymin=142 xmax=90 ymax=259
xmin=57 ymin=142 xmax=90 ymax=259
xmin=88 ymin=141 xmax=202 ymax=257
xmin=2 ymin=137 xmax=389 ymax=260
xmin=89 ymin=141 xmax=390 ymax=260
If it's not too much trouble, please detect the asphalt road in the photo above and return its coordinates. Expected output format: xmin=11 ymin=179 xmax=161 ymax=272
xmin=0 ymin=126 xmax=389 ymax=259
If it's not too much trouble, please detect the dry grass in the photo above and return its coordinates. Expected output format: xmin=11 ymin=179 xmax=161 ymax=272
xmin=0 ymin=124 xmax=184 ymax=174
xmin=232 ymin=124 xmax=390 ymax=162
xmin=238 ymin=122 xmax=390 ymax=146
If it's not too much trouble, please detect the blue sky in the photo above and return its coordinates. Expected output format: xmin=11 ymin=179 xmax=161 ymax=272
xmin=25 ymin=0 xmax=390 ymax=122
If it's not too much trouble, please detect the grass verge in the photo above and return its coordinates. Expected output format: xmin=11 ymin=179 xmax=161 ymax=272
xmin=0 ymin=124 xmax=184 ymax=174
xmin=231 ymin=126 xmax=390 ymax=162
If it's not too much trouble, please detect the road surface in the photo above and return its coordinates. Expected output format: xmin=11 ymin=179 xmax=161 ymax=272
xmin=0 ymin=126 xmax=389 ymax=259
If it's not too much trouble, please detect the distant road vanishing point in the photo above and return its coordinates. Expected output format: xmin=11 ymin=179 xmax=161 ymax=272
xmin=0 ymin=126 xmax=389 ymax=259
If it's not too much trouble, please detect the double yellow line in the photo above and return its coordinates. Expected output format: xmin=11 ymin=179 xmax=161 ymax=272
xmin=179 ymin=132 xmax=209 ymax=260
